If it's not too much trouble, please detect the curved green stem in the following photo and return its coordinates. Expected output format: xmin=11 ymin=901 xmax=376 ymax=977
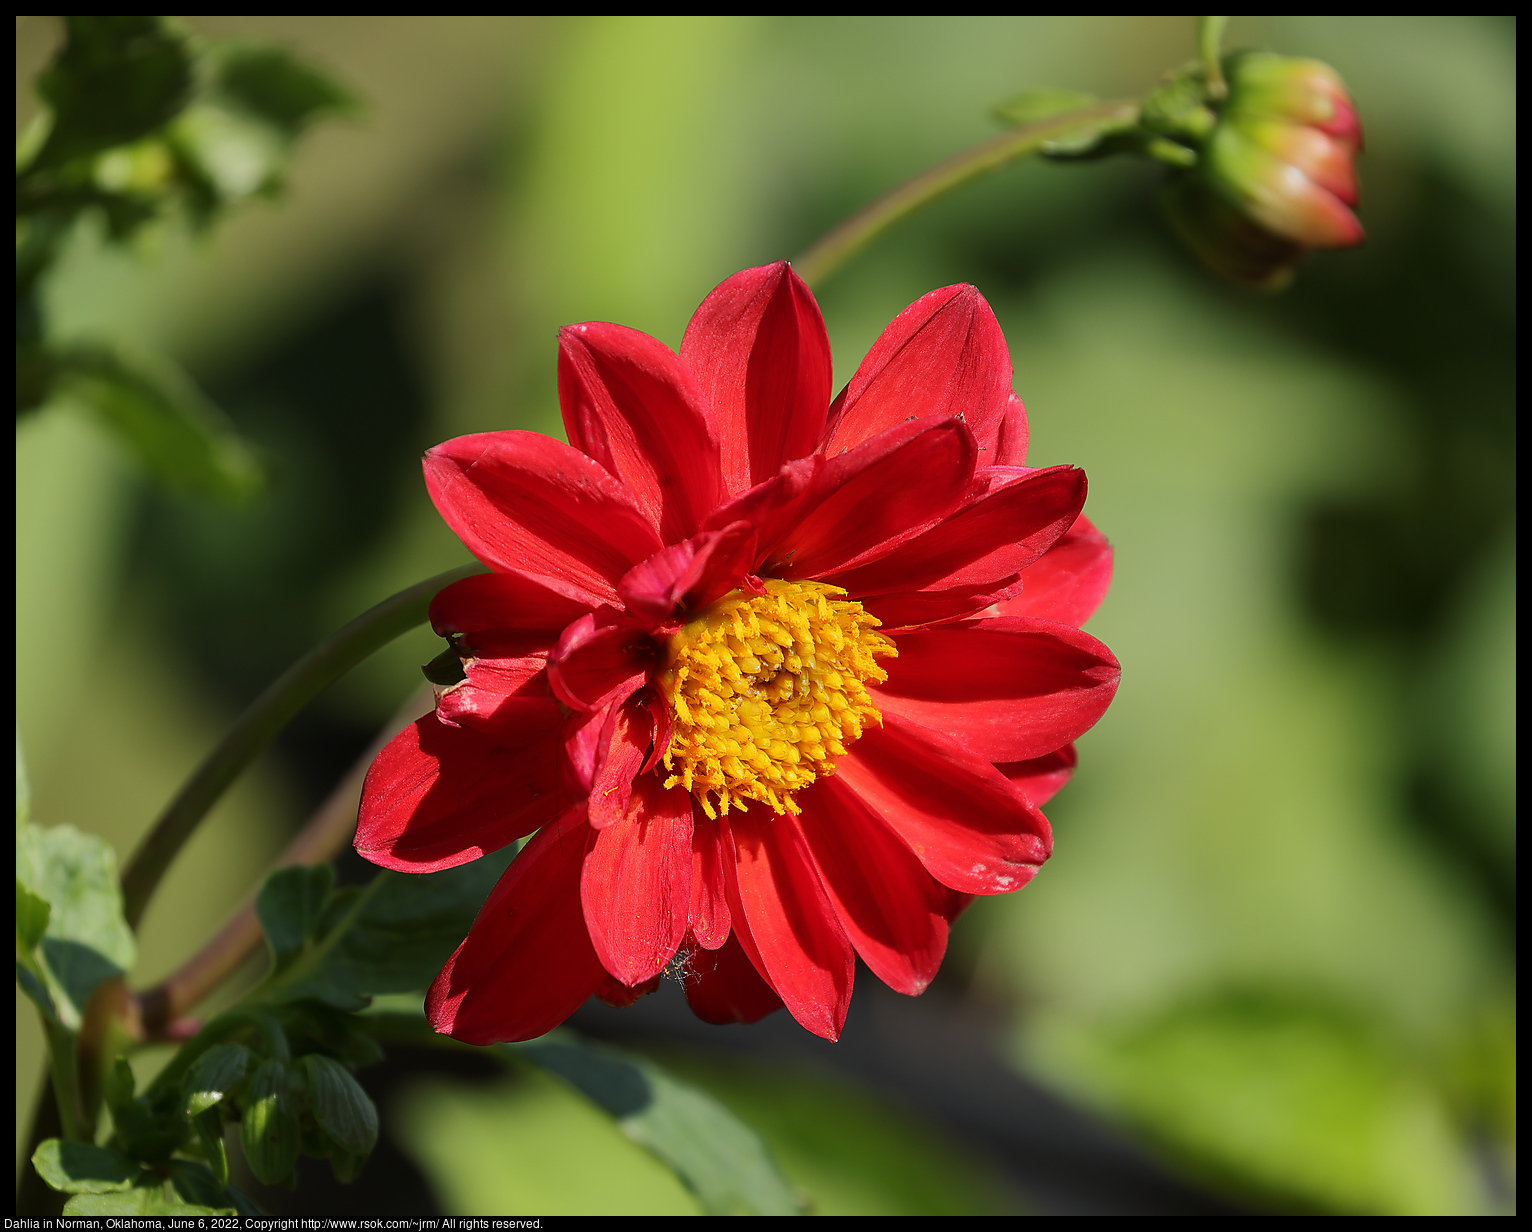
xmin=119 ymin=562 xmax=484 ymax=930
xmin=1199 ymin=16 xmax=1230 ymax=100
xmin=792 ymin=99 xmax=1139 ymax=288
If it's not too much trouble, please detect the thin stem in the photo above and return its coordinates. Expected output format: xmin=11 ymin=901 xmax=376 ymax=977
xmin=120 ymin=563 xmax=483 ymax=931
xmin=135 ymin=684 xmax=434 ymax=1036
xmin=791 ymin=99 xmax=1139 ymax=288
xmin=1199 ymin=16 xmax=1230 ymax=100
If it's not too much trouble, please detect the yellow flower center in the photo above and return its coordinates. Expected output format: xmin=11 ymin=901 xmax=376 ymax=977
xmin=658 ymin=579 xmax=896 ymax=819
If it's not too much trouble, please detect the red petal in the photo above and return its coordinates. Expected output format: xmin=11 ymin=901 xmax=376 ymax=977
xmin=834 ymin=713 xmax=1051 ymax=895
xmin=795 ymin=777 xmax=949 ymax=996
xmin=721 ymin=810 xmax=854 ymax=1041
xmin=874 ymin=616 xmax=1119 ymax=763
xmin=356 ymin=711 xmax=567 ymax=873
xmin=992 ymin=392 xmax=1029 ymax=466
xmin=559 ymin=322 xmax=722 ymax=543
xmin=429 ymin=569 xmax=602 ymax=637
xmin=825 ymin=464 xmax=1085 ymax=602
xmin=994 ymin=514 xmax=1113 ymax=628
xmin=861 ymin=583 xmax=1022 ymax=631
xmin=821 ymin=285 xmax=1014 ymax=458
xmin=587 ymin=697 xmax=654 ymax=830
xmin=425 ymin=432 xmax=662 ymax=601
xmin=770 ymin=417 xmax=976 ymax=580
xmin=596 ymin=973 xmax=660 ymax=1008
xmin=616 ymin=521 xmax=757 ymax=623
xmin=680 ymin=262 xmax=832 ymax=496
xmin=999 ymin=743 xmax=1077 ymax=808
xmin=688 ymin=812 xmax=732 ymax=950
xmin=435 ymin=634 xmax=554 ymax=733
xmin=682 ymin=930 xmax=784 ymax=1025
xmin=426 ymin=811 xmax=606 ymax=1044
xmin=546 ymin=608 xmax=659 ymax=712
xmin=562 ymin=706 xmax=603 ymax=795
xmin=581 ymin=775 xmax=693 ymax=986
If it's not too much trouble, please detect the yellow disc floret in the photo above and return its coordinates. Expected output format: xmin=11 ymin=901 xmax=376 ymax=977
xmin=658 ymin=579 xmax=896 ymax=818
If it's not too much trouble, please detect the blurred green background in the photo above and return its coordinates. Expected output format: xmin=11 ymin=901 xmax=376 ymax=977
xmin=15 ymin=15 xmax=1514 ymax=1215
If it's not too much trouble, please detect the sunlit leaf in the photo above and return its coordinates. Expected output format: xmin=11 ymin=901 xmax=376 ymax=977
xmin=31 ymin=1139 xmax=142 ymax=1194
xmin=511 ymin=1036 xmax=803 ymax=1216
xmin=15 ymin=820 xmax=136 ymax=1029
xmin=240 ymin=1059 xmax=301 ymax=1187
xmin=63 ymin=1186 xmax=232 ymax=1216
xmin=182 ymin=1043 xmax=254 ymax=1116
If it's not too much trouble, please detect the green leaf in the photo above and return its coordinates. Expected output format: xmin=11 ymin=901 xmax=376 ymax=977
xmin=17 ymin=879 xmax=52 ymax=954
xmin=240 ymin=1059 xmax=301 ymax=1186
xmin=53 ymin=344 xmax=267 ymax=505
xmin=993 ymin=88 xmax=1099 ymax=126
xmin=31 ymin=16 xmax=193 ymax=171
xmin=261 ymin=847 xmax=515 ymax=1009
xmin=32 ymin=1139 xmax=142 ymax=1194
xmin=511 ymin=1036 xmax=802 ymax=1216
xmin=183 ymin=1042 xmax=254 ymax=1115
xmin=297 ymin=1054 xmax=379 ymax=1157
xmin=15 ymin=820 xmax=136 ymax=1029
xmin=213 ymin=44 xmax=359 ymax=137
xmin=63 ymin=1186 xmax=231 ymax=1216
xmin=256 ymin=864 xmax=336 ymax=976
xmin=166 ymin=1158 xmax=238 ymax=1213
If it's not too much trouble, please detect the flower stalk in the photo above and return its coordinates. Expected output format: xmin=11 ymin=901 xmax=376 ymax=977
xmin=791 ymin=98 xmax=1139 ymax=287
xmin=119 ymin=564 xmax=483 ymax=931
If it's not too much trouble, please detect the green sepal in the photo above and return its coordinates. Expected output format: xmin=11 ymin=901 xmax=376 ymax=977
xmin=31 ymin=1139 xmax=143 ymax=1194
xmin=104 ymin=1055 xmax=137 ymax=1116
xmin=183 ymin=1042 xmax=254 ymax=1116
xmin=192 ymin=1108 xmax=230 ymax=1186
xmin=297 ymin=1053 xmax=379 ymax=1157
xmin=240 ymin=1059 xmax=301 ymax=1186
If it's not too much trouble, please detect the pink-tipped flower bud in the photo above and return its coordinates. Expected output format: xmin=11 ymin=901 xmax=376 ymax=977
xmin=1158 ymin=51 xmax=1365 ymax=288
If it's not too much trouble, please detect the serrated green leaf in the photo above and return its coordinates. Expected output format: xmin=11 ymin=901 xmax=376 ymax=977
xmin=262 ymin=847 xmax=515 ymax=1009
xmin=512 ymin=1037 xmax=801 ymax=1215
xmin=15 ymin=821 xmax=136 ymax=1029
xmin=298 ymin=1053 xmax=379 ymax=1157
xmin=241 ymin=1059 xmax=301 ymax=1186
xmin=183 ymin=1043 xmax=254 ymax=1115
xmin=32 ymin=1139 xmax=142 ymax=1194
xmin=167 ymin=1158 xmax=238 ymax=1213
xmin=30 ymin=16 xmax=193 ymax=171
xmin=256 ymin=864 xmax=336 ymax=976
xmin=53 ymin=344 xmax=267 ymax=504
xmin=993 ymin=88 xmax=1099 ymax=126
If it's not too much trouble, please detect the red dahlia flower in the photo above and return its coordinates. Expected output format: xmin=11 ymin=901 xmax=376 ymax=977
xmin=355 ymin=262 xmax=1120 ymax=1042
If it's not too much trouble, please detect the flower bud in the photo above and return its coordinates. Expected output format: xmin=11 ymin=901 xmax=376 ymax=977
xmin=1159 ymin=51 xmax=1364 ymax=287
xmin=240 ymin=1058 xmax=301 ymax=1186
xmin=295 ymin=1054 xmax=379 ymax=1159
